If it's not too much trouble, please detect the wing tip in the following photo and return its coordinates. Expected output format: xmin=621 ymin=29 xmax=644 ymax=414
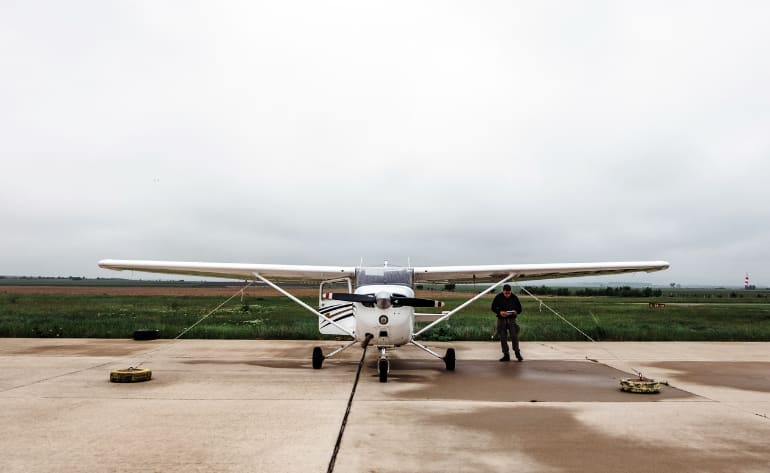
xmin=97 ymin=259 xmax=117 ymax=269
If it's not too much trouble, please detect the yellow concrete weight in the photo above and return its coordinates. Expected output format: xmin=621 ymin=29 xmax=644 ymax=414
xmin=110 ymin=367 xmax=152 ymax=383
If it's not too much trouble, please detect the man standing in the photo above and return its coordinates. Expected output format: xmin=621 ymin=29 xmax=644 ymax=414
xmin=491 ymin=284 xmax=523 ymax=361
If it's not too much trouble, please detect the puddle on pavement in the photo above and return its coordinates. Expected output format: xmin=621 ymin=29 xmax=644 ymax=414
xmin=648 ymin=361 xmax=770 ymax=393
xmin=425 ymin=406 xmax=770 ymax=473
xmin=6 ymin=341 xmax=150 ymax=357
xmin=373 ymin=359 xmax=696 ymax=402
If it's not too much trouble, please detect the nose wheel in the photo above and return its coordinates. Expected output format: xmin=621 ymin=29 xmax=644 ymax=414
xmin=378 ymin=347 xmax=389 ymax=383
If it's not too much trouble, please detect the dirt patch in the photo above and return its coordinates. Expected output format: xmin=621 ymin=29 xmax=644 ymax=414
xmin=0 ymin=285 xmax=318 ymax=297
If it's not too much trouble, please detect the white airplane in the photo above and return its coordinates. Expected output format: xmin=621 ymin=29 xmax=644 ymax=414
xmin=98 ymin=259 xmax=669 ymax=382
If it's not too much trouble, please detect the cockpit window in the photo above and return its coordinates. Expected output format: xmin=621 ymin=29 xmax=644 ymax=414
xmin=355 ymin=267 xmax=414 ymax=288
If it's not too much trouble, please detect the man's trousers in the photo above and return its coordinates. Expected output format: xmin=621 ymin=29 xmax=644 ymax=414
xmin=497 ymin=317 xmax=520 ymax=354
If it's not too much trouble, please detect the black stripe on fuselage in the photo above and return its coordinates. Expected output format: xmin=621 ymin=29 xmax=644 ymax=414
xmin=319 ymin=303 xmax=353 ymax=314
xmin=320 ymin=313 xmax=355 ymax=328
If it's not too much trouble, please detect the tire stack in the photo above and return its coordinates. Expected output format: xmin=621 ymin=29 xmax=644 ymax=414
xmin=620 ymin=377 xmax=661 ymax=393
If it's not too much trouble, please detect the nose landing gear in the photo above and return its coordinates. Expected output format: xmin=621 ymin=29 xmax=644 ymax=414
xmin=378 ymin=347 xmax=389 ymax=383
xmin=314 ymin=340 xmax=451 ymax=382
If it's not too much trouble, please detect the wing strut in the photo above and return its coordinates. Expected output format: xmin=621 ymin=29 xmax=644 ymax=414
xmin=412 ymin=273 xmax=516 ymax=339
xmin=410 ymin=339 xmax=443 ymax=358
xmin=252 ymin=272 xmax=356 ymax=338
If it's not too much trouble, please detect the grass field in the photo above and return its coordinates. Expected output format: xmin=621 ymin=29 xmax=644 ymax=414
xmin=3 ymin=285 xmax=770 ymax=341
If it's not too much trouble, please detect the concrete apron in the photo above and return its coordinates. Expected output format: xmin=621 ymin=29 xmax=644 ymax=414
xmin=1 ymin=339 xmax=769 ymax=473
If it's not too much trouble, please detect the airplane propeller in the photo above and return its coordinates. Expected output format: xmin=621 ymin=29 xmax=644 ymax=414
xmin=323 ymin=292 xmax=444 ymax=308
xmin=323 ymin=293 xmax=377 ymax=303
xmin=391 ymin=296 xmax=445 ymax=308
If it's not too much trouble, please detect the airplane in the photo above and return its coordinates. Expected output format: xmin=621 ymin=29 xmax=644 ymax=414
xmin=98 ymin=259 xmax=669 ymax=382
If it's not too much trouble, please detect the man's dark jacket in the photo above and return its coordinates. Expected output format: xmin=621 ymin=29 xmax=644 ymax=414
xmin=490 ymin=292 xmax=523 ymax=319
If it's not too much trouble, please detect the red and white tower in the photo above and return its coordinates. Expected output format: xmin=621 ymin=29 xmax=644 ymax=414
xmin=745 ymin=273 xmax=750 ymax=289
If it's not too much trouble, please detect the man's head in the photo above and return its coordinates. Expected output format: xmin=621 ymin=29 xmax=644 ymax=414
xmin=502 ymin=284 xmax=512 ymax=297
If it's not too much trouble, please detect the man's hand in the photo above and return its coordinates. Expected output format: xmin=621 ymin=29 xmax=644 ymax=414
xmin=499 ymin=311 xmax=507 ymax=317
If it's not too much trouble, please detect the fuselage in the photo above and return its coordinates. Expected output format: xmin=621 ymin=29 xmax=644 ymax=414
xmin=353 ymin=284 xmax=415 ymax=347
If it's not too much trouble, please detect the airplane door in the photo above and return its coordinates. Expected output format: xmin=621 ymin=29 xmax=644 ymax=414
xmin=318 ymin=278 xmax=355 ymax=335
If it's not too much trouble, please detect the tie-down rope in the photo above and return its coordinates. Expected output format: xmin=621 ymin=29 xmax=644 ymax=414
xmin=515 ymin=283 xmax=645 ymax=379
xmin=133 ymin=281 xmax=256 ymax=367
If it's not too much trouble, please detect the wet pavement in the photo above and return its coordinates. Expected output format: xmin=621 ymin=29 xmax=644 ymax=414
xmin=1 ymin=339 xmax=769 ymax=472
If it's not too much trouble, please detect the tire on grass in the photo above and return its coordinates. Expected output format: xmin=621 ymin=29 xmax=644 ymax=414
xmin=620 ymin=377 xmax=661 ymax=394
xmin=133 ymin=329 xmax=159 ymax=341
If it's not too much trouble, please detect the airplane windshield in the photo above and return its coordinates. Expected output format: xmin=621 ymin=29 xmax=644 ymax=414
xmin=356 ymin=267 xmax=413 ymax=288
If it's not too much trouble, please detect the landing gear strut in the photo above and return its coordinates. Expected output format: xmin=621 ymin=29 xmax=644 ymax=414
xmin=410 ymin=339 xmax=456 ymax=371
xmin=311 ymin=339 xmax=359 ymax=370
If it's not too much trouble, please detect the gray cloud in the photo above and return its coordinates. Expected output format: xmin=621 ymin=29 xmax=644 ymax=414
xmin=2 ymin=1 xmax=769 ymax=286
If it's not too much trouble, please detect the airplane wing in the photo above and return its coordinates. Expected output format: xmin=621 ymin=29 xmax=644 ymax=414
xmin=98 ymin=259 xmax=355 ymax=281
xmin=99 ymin=259 xmax=669 ymax=284
xmin=412 ymin=261 xmax=670 ymax=283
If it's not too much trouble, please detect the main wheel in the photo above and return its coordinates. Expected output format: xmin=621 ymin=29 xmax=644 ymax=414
xmin=312 ymin=346 xmax=325 ymax=369
xmin=378 ymin=358 xmax=389 ymax=383
xmin=443 ymin=348 xmax=456 ymax=371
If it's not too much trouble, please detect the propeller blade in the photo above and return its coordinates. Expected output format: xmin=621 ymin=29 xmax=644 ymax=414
xmin=391 ymin=297 xmax=445 ymax=308
xmin=323 ymin=292 xmax=444 ymax=308
xmin=323 ymin=292 xmax=376 ymax=303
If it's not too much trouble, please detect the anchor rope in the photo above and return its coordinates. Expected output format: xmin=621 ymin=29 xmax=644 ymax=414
xmin=327 ymin=335 xmax=371 ymax=473
xmin=133 ymin=281 xmax=256 ymax=367
xmin=517 ymin=283 xmax=770 ymax=420
xmin=515 ymin=283 xmax=645 ymax=378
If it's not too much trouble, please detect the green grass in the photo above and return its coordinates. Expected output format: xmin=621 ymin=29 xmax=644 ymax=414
xmin=2 ymin=291 xmax=770 ymax=341
xmin=0 ymin=294 xmax=322 ymax=339
xmin=431 ymin=297 xmax=770 ymax=342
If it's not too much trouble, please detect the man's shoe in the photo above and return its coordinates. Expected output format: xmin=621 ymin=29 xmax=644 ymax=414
xmin=514 ymin=351 xmax=523 ymax=362
xmin=499 ymin=354 xmax=510 ymax=362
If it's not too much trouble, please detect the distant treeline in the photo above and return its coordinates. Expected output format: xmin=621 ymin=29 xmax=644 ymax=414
xmin=0 ymin=276 xmax=263 ymax=288
xmin=522 ymin=285 xmax=663 ymax=297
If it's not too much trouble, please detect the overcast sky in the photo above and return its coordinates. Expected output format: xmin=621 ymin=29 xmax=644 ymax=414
xmin=2 ymin=1 xmax=769 ymax=286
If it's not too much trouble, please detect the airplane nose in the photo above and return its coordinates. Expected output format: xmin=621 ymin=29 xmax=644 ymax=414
xmin=375 ymin=291 xmax=391 ymax=309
